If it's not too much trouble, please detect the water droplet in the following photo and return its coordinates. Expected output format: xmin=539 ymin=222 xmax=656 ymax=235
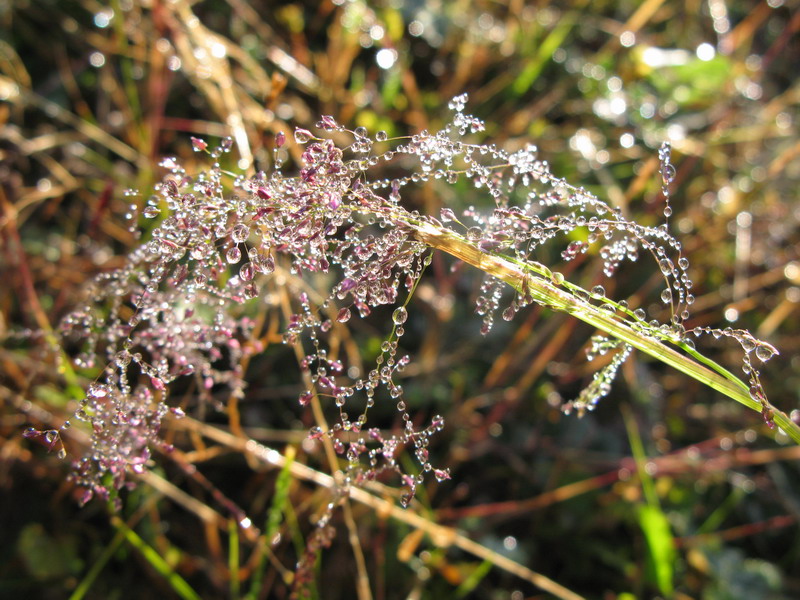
xmin=591 ymin=285 xmax=605 ymax=297
xmin=755 ymin=344 xmax=776 ymax=362
xmin=115 ymin=351 xmax=131 ymax=367
xmin=294 ymin=128 xmax=312 ymax=143
xmin=240 ymin=262 xmax=255 ymax=281
xmin=661 ymin=163 xmax=676 ymax=185
xmin=741 ymin=337 xmax=756 ymax=352
xmin=88 ymin=384 xmax=108 ymax=399
xmin=23 ymin=427 xmax=38 ymax=439
xmin=634 ymin=308 xmax=646 ymax=320
xmin=658 ymin=258 xmax=672 ymax=275
xmin=336 ymin=307 xmax=351 ymax=323
xmin=678 ymin=257 xmax=689 ymax=270
xmin=226 ymin=246 xmax=242 ymax=263
xmin=143 ymin=206 xmax=161 ymax=218
xmin=466 ymin=227 xmax=482 ymax=241
xmin=550 ymin=271 xmax=565 ymax=285
xmin=434 ymin=468 xmax=451 ymax=482
xmin=375 ymin=130 xmax=388 ymax=142
xmin=231 ymin=223 xmax=250 ymax=244
xmin=661 ymin=288 xmax=672 ymax=303
xmin=392 ymin=306 xmax=408 ymax=325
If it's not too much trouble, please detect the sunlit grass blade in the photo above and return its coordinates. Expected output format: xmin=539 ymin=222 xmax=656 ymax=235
xmin=110 ymin=516 xmax=201 ymax=600
xmin=409 ymin=220 xmax=800 ymax=445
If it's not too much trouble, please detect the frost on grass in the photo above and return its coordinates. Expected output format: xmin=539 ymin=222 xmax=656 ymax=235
xmin=45 ymin=95 xmax=778 ymax=508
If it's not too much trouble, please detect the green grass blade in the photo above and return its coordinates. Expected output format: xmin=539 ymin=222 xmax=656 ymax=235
xmin=245 ymin=446 xmax=296 ymax=600
xmin=229 ymin=519 xmax=240 ymax=600
xmin=409 ymin=221 xmax=800 ymax=445
xmin=111 ymin=516 xmax=201 ymax=600
xmin=68 ymin=530 xmax=126 ymax=600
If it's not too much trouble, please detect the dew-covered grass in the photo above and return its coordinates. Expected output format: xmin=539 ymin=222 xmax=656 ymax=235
xmin=2 ymin=1 xmax=799 ymax=599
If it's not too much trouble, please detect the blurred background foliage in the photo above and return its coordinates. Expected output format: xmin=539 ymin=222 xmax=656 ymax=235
xmin=1 ymin=0 xmax=799 ymax=598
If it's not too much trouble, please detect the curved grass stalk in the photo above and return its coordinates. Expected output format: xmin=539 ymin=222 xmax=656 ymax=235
xmin=409 ymin=220 xmax=800 ymax=445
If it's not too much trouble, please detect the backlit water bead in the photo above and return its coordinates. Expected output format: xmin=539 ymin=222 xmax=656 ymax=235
xmin=392 ymin=306 xmax=408 ymax=325
xmin=231 ymin=223 xmax=250 ymax=243
xmin=466 ymin=226 xmax=482 ymax=241
xmin=294 ymin=128 xmax=312 ymax=143
xmin=226 ymin=246 xmax=242 ymax=263
xmin=87 ymin=383 xmax=109 ymax=398
xmin=755 ymin=343 xmax=777 ymax=362
xmin=661 ymin=288 xmax=672 ymax=303
xmin=375 ymin=130 xmax=388 ymax=142
xmin=661 ymin=162 xmax=676 ymax=185
xmin=239 ymin=262 xmax=255 ymax=281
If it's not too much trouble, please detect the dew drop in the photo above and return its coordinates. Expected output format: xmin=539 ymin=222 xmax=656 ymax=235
xmin=634 ymin=308 xmax=646 ymax=320
xmin=661 ymin=288 xmax=672 ymax=303
xmin=392 ymin=306 xmax=408 ymax=325
xmin=88 ymin=384 xmax=108 ymax=399
xmin=226 ymin=246 xmax=242 ymax=263
xmin=466 ymin=227 xmax=482 ymax=241
xmin=294 ymin=128 xmax=312 ymax=143
xmin=231 ymin=223 xmax=250 ymax=244
xmin=434 ymin=468 xmax=451 ymax=482
xmin=375 ymin=130 xmax=388 ymax=142
xmin=755 ymin=344 xmax=776 ymax=362
xmin=336 ymin=307 xmax=351 ymax=323
xmin=662 ymin=163 xmax=676 ymax=184
xmin=741 ymin=337 xmax=756 ymax=353
xmin=240 ymin=262 xmax=255 ymax=281
xmin=143 ymin=206 xmax=161 ymax=218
